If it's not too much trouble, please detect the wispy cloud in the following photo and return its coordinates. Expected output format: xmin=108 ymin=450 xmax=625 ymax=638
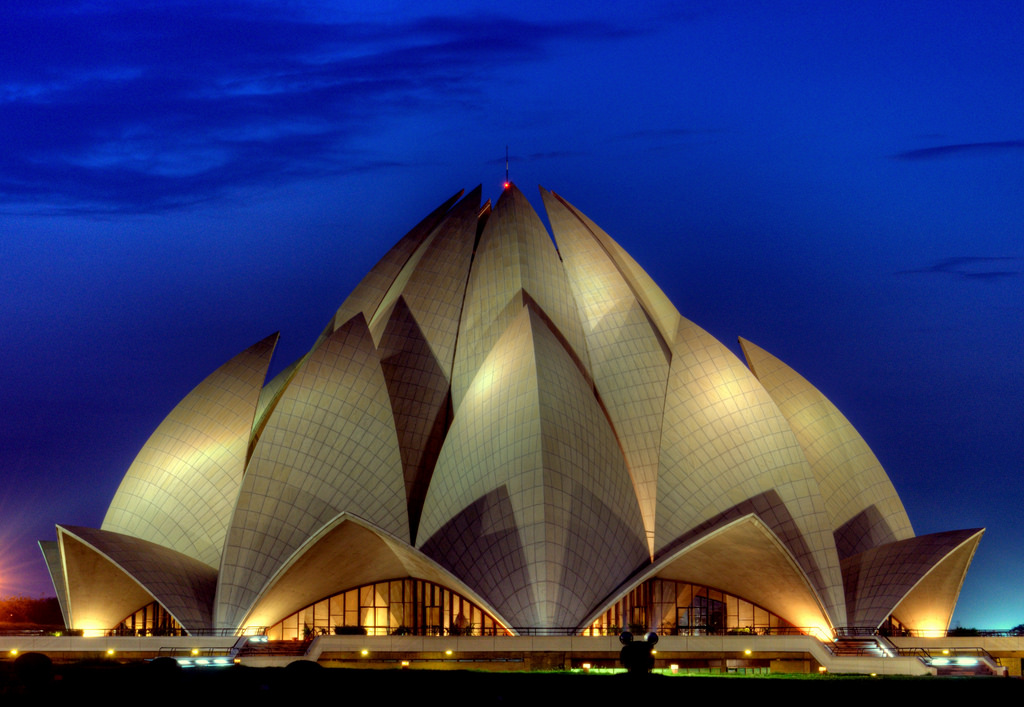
xmin=892 ymin=141 xmax=1024 ymax=160
xmin=896 ymin=256 xmax=1021 ymax=280
xmin=0 ymin=2 xmax=633 ymax=213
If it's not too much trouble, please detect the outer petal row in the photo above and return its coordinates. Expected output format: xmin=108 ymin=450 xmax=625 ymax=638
xmin=102 ymin=332 xmax=278 ymax=568
xmin=740 ymin=337 xmax=915 ymax=559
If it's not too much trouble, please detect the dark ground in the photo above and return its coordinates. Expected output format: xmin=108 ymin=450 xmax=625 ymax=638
xmin=1 ymin=659 xmax=1022 ymax=704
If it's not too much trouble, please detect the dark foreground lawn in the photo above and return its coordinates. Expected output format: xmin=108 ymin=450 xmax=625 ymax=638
xmin=1 ymin=661 xmax=1022 ymax=704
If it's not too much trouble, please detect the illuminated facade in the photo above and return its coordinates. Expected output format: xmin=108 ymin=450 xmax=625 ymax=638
xmin=41 ymin=184 xmax=981 ymax=638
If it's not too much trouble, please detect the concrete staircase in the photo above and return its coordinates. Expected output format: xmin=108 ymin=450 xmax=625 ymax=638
xmin=831 ymin=636 xmax=893 ymax=658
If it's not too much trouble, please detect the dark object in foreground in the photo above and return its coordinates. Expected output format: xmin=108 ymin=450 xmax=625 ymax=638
xmin=619 ymin=631 xmax=658 ymax=675
xmin=13 ymin=652 xmax=54 ymax=690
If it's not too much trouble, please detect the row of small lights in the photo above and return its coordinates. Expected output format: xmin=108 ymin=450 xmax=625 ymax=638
xmin=0 ymin=645 xmax=759 ymax=672
xmin=176 ymin=657 xmax=237 ymax=667
xmin=175 ymin=647 xmax=239 ymax=667
xmin=580 ymin=647 xmax=758 ymax=674
xmin=7 ymin=647 xmax=238 ymax=668
xmin=9 ymin=648 xmax=116 ymax=657
xmin=931 ymin=648 xmax=979 ymax=667
xmin=573 ymin=646 xmax=976 ymax=675
xmin=5 ymin=644 xmax=980 ymax=670
xmin=360 ymin=647 xmax=455 ymax=667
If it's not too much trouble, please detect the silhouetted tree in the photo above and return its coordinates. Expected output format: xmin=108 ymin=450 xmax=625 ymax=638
xmin=0 ymin=595 xmax=63 ymax=627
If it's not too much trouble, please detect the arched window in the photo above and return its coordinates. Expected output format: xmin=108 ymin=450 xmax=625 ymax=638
xmin=266 ymin=577 xmax=511 ymax=639
xmin=114 ymin=601 xmax=183 ymax=636
xmin=583 ymin=578 xmax=796 ymax=636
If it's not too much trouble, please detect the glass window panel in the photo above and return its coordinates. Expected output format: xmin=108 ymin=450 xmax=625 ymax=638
xmin=754 ymin=605 xmax=769 ymax=627
xmin=330 ymin=597 xmax=343 ymax=628
xmin=676 ymin=583 xmax=692 ymax=608
xmin=283 ymin=614 xmax=298 ymax=641
xmin=300 ymin=607 xmax=314 ymax=635
xmin=314 ymin=600 xmax=329 ymax=630
xmin=727 ymin=595 xmax=738 ymax=629
xmin=739 ymin=599 xmax=754 ymax=626
xmin=426 ymin=607 xmax=441 ymax=633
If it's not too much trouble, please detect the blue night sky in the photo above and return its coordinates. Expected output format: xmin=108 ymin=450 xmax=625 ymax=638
xmin=1 ymin=1 xmax=1022 ymax=628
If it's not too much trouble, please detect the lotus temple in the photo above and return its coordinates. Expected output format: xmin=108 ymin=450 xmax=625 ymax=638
xmin=27 ymin=183 xmax=1008 ymax=674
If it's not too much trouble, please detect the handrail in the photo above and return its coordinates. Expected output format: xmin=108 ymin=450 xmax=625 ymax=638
xmin=578 ymin=626 xmax=829 ymax=639
xmin=836 ymin=627 xmax=1024 ymax=639
xmin=891 ymin=646 xmax=932 ymax=658
xmin=896 ymin=645 xmax=998 ymax=661
xmin=9 ymin=625 xmax=1023 ymax=639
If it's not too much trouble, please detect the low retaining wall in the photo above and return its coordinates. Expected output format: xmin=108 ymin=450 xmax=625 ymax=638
xmin=5 ymin=634 xmax=1017 ymax=675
